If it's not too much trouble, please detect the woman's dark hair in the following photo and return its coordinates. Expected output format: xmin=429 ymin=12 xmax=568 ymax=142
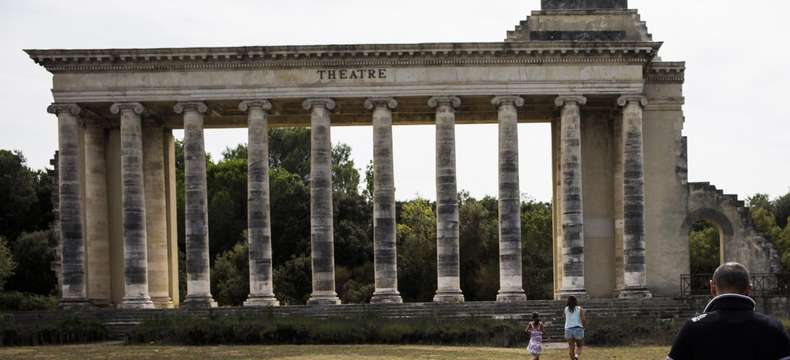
xmin=566 ymin=296 xmax=578 ymax=313
xmin=532 ymin=312 xmax=541 ymax=326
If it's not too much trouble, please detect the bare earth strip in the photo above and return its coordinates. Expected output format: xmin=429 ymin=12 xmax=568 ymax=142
xmin=0 ymin=344 xmax=670 ymax=360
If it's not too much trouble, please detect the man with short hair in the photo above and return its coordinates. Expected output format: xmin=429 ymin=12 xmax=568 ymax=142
xmin=668 ymin=262 xmax=790 ymax=360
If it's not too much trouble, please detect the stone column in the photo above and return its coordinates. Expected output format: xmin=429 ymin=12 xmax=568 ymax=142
xmin=111 ymin=103 xmax=155 ymax=309
xmin=428 ymin=96 xmax=464 ymax=303
xmin=492 ymin=96 xmax=527 ymax=303
xmin=555 ymin=96 xmax=588 ymax=299
xmin=365 ymin=97 xmax=402 ymax=304
xmin=240 ymin=100 xmax=280 ymax=307
xmin=84 ymin=124 xmax=111 ymax=306
xmin=174 ymin=102 xmax=217 ymax=308
xmin=303 ymin=98 xmax=341 ymax=305
xmin=142 ymin=125 xmax=174 ymax=308
xmin=48 ymin=103 xmax=90 ymax=308
xmin=617 ymin=95 xmax=652 ymax=298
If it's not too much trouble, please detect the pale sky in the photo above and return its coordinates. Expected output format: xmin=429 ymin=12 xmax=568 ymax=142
xmin=1 ymin=0 xmax=788 ymax=202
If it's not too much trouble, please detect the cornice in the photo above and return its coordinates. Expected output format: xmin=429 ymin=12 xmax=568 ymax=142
xmin=647 ymin=61 xmax=685 ymax=83
xmin=25 ymin=41 xmax=661 ymax=74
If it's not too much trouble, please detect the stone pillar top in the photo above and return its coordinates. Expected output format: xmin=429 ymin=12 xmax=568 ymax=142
xmin=47 ymin=103 xmax=81 ymax=116
xmin=174 ymin=102 xmax=208 ymax=114
xmin=427 ymin=96 xmax=461 ymax=109
xmin=364 ymin=97 xmax=398 ymax=111
xmin=617 ymin=95 xmax=648 ymax=107
xmin=555 ymin=95 xmax=588 ymax=107
xmin=110 ymin=102 xmax=145 ymax=115
xmin=302 ymin=98 xmax=336 ymax=111
xmin=492 ymin=96 xmax=525 ymax=108
xmin=239 ymin=100 xmax=272 ymax=112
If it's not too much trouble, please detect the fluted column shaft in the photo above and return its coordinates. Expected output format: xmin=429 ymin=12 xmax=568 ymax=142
xmin=111 ymin=103 xmax=154 ymax=309
xmin=366 ymin=98 xmax=402 ymax=304
xmin=555 ymin=96 xmax=588 ymax=298
xmin=175 ymin=102 xmax=216 ymax=308
xmin=48 ymin=103 xmax=90 ymax=308
xmin=241 ymin=100 xmax=280 ymax=307
xmin=429 ymin=96 xmax=464 ymax=303
xmin=617 ymin=95 xmax=652 ymax=298
xmin=304 ymin=98 xmax=341 ymax=305
xmin=142 ymin=126 xmax=173 ymax=308
xmin=493 ymin=96 xmax=527 ymax=302
xmin=84 ymin=124 xmax=111 ymax=305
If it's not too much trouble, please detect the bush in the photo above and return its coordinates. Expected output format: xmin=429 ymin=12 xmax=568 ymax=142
xmin=0 ymin=291 xmax=57 ymax=311
xmin=0 ymin=237 xmax=15 ymax=290
xmin=585 ymin=317 xmax=684 ymax=346
xmin=0 ymin=313 xmax=106 ymax=346
xmin=126 ymin=314 xmax=528 ymax=347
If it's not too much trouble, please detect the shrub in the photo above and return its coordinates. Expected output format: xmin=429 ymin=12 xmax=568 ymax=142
xmin=0 ymin=313 xmax=106 ymax=346
xmin=126 ymin=314 xmax=528 ymax=347
xmin=585 ymin=317 xmax=684 ymax=346
xmin=0 ymin=291 xmax=58 ymax=311
xmin=0 ymin=237 xmax=15 ymax=290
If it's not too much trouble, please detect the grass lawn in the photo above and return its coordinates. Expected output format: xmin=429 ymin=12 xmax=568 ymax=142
xmin=0 ymin=344 xmax=670 ymax=360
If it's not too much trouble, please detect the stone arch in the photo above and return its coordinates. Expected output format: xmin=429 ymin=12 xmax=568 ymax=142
xmin=682 ymin=183 xmax=781 ymax=274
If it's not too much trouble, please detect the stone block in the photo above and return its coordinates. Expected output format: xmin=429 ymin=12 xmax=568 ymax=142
xmin=542 ymin=0 xmax=628 ymax=10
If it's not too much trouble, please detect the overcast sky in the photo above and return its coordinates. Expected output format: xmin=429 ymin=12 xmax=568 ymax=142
xmin=1 ymin=0 xmax=788 ymax=202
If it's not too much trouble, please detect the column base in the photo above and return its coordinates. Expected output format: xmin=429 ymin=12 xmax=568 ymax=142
xmin=118 ymin=297 xmax=156 ymax=310
xmin=496 ymin=290 xmax=527 ymax=303
xmin=307 ymin=293 xmax=341 ymax=306
xmin=556 ymin=289 xmax=589 ymax=300
xmin=244 ymin=295 xmax=281 ymax=307
xmin=370 ymin=289 xmax=403 ymax=304
xmin=59 ymin=298 xmax=94 ymax=310
xmin=617 ymin=288 xmax=653 ymax=299
xmin=151 ymin=296 xmax=175 ymax=309
xmin=433 ymin=289 xmax=465 ymax=303
xmin=182 ymin=295 xmax=218 ymax=309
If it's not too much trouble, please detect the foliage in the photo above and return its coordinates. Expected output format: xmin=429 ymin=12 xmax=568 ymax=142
xmin=689 ymin=221 xmax=720 ymax=275
xmin=0 ymin=237 xmax=15 ymax=291
xmin=125 ymin=314 xmax=528 ymax=347
xmin=211 ymin=241 xmax=250 ymax=307
xmin=0 ymin=314 xmax=106 ymax=346
xmin=396 ymin=199 xmax=437 ymax=302
xmin=585 ymin=317 xmax=684 ymax=346
xmin=6 ymin=230 xmax=57 ymax=295
xmin=0 ymin=291 xmax=57 ymax=311
xmin=0 ymin=150 xmax=52 ymax=243
xmin=273 ymin=256 xmax=312 ymax=305
xmin=520 ymin=199 xmax=554 ymax=299
xmin=748 ymin=193 xmax=790 ymax=271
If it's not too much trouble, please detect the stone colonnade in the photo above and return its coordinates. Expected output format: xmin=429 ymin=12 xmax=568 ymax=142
xmin=48 ymin=93 xmax=652 ymax=308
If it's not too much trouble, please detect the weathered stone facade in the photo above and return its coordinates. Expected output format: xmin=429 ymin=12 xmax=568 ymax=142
xmin=30 ymin=0 xmax=781 ymax=308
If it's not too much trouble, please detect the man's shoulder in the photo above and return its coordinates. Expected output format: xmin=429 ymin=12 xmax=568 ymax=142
xmin=752 ymin=311 xmax=787 ymax=332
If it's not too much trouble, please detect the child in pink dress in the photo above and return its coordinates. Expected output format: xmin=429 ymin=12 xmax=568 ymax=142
xmin=527 ymin=312 xmax=544 ymax=359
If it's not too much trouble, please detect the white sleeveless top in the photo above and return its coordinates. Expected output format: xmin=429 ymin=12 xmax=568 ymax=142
xmin=564 ymin=306 xmax=583 ymax=329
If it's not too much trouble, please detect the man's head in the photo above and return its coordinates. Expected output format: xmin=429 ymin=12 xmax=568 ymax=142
xmin=710 ymin=262 xmax=752 ymax=296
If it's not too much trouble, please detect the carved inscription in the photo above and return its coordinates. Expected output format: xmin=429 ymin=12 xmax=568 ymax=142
xmin=317 ymin=68 xmax=387 ymax=81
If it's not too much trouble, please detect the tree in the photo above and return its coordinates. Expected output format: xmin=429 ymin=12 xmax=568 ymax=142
xmin=689 ymin=221 xmax=720 ymax=275
xmin=520 ymin=199 xmax=554 ymax=300
xmin=396 ymin=199 xmax=437 ymax=302
xmin=0 ymin=150 xmax=38 ymax=242
xmin=6 ymin=230 xmax=57 ymax=294
xmin=273 ymin=256 xmax=312 ymax=305
xmin=211 ymin=241 xmax=249 ymax=306
xmin=458 ymin=193 xmax=499 ymax=301
xmin=773 ymin=191 xmax=790 ymax=229
xmin=0 ymin=237 xmax=15 ymax=291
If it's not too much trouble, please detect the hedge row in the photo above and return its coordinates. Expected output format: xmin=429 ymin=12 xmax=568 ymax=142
xmin=126 ymin=314 xmax=530 ymax=347
xmin=0 ymin=314 xmax=107 ymax=346
xmin=0 ymin=292 xmax=58 ymax=312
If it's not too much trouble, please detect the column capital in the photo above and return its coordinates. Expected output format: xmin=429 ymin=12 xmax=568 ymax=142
xmin=110 ymin=102 xmax=145 ymax=115
xmin=491 ymin=96 xmax=525 ymax=109
xmin=302 ymin=98 xmax=336 ymax=111
xmin=428 ymin=96 xmax=461 ymax=109
xmin=554 ymin=95 xmax=588 ymax=107
xmin=239 ymin=100 xmax=272 ymax=113
xmin=617 ymin=95 xmax=648 ymax=107
xmin=364 ymin=97 xmax=398 ymax=111
xmin=173 ymin=102 xmax=208 ymax=114
xmin=47 ymin=103 xmax=81 ymax=116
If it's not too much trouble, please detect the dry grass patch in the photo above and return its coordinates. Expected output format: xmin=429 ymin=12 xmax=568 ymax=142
xmin=0 ymin=344 xmax=670 ymax=360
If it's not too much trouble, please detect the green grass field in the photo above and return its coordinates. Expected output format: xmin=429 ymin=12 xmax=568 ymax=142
xmin=0 ymin=344 xmax=670 ymax=360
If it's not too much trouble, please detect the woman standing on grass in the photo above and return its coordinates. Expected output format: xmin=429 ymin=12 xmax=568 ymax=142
xmin=527 ymin=312 xmax=544 ymax=359
xmin=564 ymin=296 xmax=585 ymax=360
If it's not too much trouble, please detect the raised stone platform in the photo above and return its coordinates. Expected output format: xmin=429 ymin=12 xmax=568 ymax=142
xmin=10 ymin=298 xmax=705 ymax=341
